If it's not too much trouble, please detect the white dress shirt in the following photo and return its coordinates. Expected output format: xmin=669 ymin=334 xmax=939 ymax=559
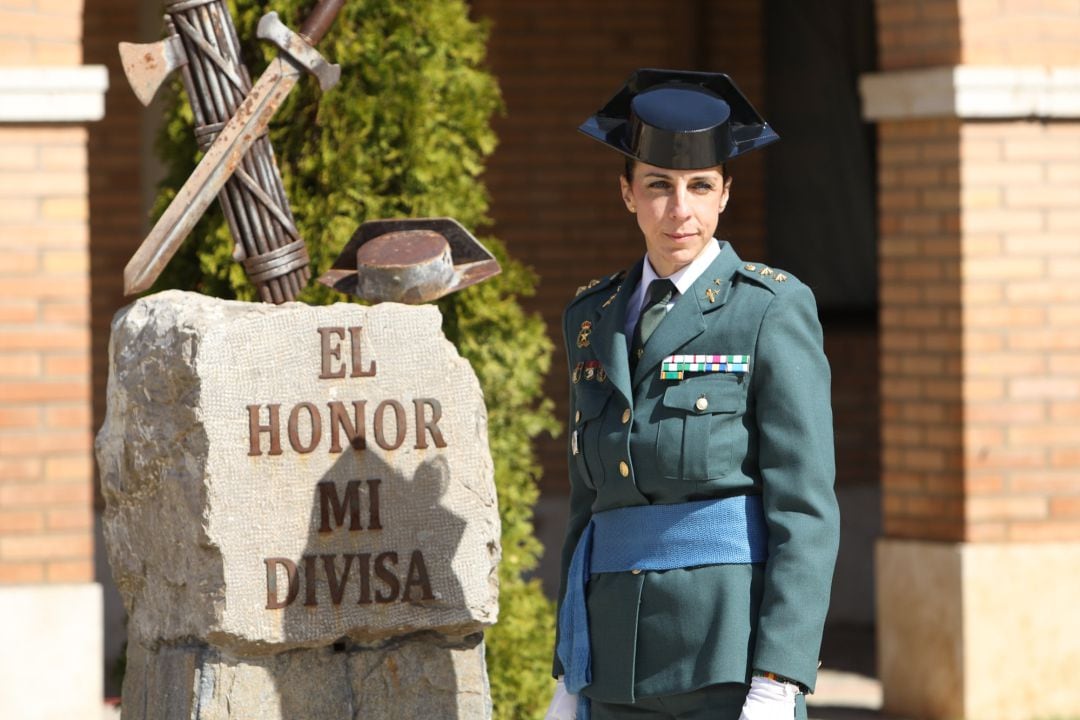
xmin=623 ymin=239 xmax=724 ymax=339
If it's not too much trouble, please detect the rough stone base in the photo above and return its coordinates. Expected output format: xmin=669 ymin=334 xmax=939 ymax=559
xmin=877 ymin=539 xmax=1080 ymax=720
xmin=121 ymin=634 xmax=490 ymax=720
xmin=0 ymin=584 xmax=102 ymax=720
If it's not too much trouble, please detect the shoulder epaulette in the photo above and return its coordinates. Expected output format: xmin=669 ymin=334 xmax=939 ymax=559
xmin=734 ymin=262 xmax=800 ymax=293
xmin=569 ymin=270 xmax=626 ymax=306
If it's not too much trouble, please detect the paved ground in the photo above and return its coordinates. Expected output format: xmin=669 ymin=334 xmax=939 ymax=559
xmin=807 ymin=669 xmax=886 ymax=720
xmin=807 ymin=623 xmax=894 ymax=720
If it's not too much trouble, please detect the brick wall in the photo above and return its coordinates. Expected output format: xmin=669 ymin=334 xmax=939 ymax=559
xmin=878 ymin=0 xmax=1080 ymax=70
xmin=0 ymin=0 xmax=83 ymax=65
xmin=878 ymin=118 xmax=964 ymax=540
xmin=876 ymin=0 xmax=961 ymax=70
xmin=0 ymin=0 xmax=93 ymax=584
xmin=960 ymin=0 xmax=1080 ymax=65
xmin=960 ymin=121 xmax=1080 ymax=542
xmin=875 ymin=0 xmax=1080 ymax=543
xmin=83 ymin=0 xmax=142 ymax=502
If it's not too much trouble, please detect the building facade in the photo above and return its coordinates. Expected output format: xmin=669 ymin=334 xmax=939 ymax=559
xmin=0 ymin=1 xmax=1077 ymax=718
xmin=0 ymin=1 xmax=108 ymax=718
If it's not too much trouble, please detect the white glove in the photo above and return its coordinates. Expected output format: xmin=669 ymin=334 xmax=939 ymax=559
xmin=544 ymin=677 xmax=578 ymax=720
xmin=738 ymin=675 xmax=799 ymax=720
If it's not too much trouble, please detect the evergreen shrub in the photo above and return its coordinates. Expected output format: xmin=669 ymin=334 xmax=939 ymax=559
xmin=153 ymin=1 xmax=559 ymax=717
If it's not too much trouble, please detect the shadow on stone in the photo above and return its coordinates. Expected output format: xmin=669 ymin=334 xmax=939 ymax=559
xmin=272 ymin=450 xmax=481 ymax=718
xmin=99 ymin=295 xmax=499 ymax=719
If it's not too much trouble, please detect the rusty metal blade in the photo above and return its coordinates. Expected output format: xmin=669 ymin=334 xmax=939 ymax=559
xmin=124 ymin=57 xmax=301 ymax=296
xmin=118 ymin=35 xmax=187 ymax=107
xmin=257 ymin=12 xmax=340 ymax=92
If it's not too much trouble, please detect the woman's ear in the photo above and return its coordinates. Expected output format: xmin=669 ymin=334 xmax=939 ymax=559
xmin=619 ymin=175 xmax=636 ymax=213
xmin=717 ymin=174 xmax=734 ymax=214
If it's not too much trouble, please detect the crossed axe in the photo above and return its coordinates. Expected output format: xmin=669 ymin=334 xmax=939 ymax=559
xmin=119 ymin=0 xmax=344 ymax=303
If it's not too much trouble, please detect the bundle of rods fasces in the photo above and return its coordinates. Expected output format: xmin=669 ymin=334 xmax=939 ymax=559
xmin=166 ymin=0 xmax=311 ymax=303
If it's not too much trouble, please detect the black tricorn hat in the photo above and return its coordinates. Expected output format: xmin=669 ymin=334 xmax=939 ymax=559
xmin=579 ymin=68 xmax=779 ymax=169
xmin=318 ymin=218 xmax=500 ymax=304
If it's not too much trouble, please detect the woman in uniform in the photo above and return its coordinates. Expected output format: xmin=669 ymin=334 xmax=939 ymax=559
xmin=545 ymin=69 xmax=840 ymax=720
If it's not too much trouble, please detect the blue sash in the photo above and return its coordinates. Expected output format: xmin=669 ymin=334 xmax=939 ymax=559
xmin=556 ymin=495 xmax=768 ymax=719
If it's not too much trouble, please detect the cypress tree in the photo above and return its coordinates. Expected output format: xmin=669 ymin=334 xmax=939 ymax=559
xmin=152 ymin=2 xmax=558 ymax=717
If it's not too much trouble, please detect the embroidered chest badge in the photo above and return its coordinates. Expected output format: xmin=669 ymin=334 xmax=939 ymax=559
xmin=576 ymin=320 xmax=593 ymax=348
xmin=660 ymin=354 xmax=750 ymax=380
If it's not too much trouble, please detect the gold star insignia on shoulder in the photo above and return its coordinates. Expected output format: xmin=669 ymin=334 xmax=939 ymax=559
xmin=760 ymin=267 xmax=774 ymax=277
xmin=575 ymin=278 xmax=601 ymax=297
xmin=744 ymin=264 xmax=757 ymax=272
xmin=774 ymin=273 xmax=788 ymax=282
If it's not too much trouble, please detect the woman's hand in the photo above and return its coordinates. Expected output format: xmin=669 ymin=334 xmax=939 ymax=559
xmin=544 ymin=677 xmax=577 ymax=720
xmin=738 ymin=675 xmax=798 ymax=720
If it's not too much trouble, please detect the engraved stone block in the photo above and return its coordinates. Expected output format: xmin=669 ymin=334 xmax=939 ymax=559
xmin=95 ymin=290 xmax=499 ymax=717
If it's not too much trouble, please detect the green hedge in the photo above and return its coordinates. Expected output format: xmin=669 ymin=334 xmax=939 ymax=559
xmin=152 ymin=2 xmax=558 ymax=716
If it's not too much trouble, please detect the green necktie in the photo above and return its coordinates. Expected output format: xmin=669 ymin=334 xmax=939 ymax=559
xmin=630 ymin=279 xmax=675 ymax=374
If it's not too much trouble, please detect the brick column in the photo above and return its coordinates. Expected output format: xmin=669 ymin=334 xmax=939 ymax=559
xmin=0 ymin=1 xmax=107 ymax=717
xmin=864 ymin=1 xmax=1080 ymax=718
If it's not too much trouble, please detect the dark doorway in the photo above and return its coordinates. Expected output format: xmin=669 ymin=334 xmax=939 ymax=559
xmin=765 ymin=0 xmax=881 ymax=677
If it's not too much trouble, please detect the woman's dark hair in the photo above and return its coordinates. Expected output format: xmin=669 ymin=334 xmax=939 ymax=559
xmin=622 ymin=157 xmax=727 ymax=182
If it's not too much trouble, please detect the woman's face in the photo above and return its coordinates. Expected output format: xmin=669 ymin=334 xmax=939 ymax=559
xmin=619 ymin=161 xmax=732 ymax=277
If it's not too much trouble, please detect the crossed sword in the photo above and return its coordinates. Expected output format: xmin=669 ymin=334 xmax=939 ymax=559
xmin=119 ymin=0 xmax=344 ymax=299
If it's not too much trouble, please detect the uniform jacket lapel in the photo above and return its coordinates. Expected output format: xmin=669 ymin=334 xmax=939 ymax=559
xmin=631 ymin=242 xmax=742 ymax=388
xmin=588 ymin=260 xmax=642 ymax=405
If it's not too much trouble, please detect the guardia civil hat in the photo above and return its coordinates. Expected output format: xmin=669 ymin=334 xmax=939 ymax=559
xmin=579 ymin=68 xmax=779 ymax=169
xmin=318 ymin=218 xmax=500 ymax=304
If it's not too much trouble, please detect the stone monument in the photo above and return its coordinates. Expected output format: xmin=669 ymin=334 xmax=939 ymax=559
xmin=96 ymin=290 xmax=500 ymax=719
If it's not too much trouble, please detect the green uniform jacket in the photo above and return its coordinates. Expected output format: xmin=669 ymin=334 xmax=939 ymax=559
xmin=553 ymin=240 xmax=840 ymax=703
